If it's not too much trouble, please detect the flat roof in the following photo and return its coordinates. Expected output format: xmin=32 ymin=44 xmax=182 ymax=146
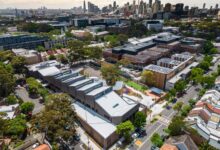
xmin=72 ymin=102 xmax=116 ymax=139
xmin=167 ymin=62 xmax=199 ymax=84
xmin=38 ymin=66 xmax=61 ymax=77
xmin=62 ymin=75 xmax=83 ymax=83
xmin=96 ymin=91 xmax=138 ymax=117
xmin=144 ymin=64 xmax=172 ymax=74
xmin=78 ymin=81 xmax=102 ymax=91
xmin=158 ymin=58 xmax=181 ymax=66
xmin=28 ymin=60 xmax=60 ymax=72
xmin=69 ymin=78 xmax=92 ymax=87
xmin=87 ymin=86 xmax=110 ymax=96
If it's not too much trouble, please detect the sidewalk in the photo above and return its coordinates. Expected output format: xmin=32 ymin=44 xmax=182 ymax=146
xmin=77 ymin=126 xmax=102 ymax=150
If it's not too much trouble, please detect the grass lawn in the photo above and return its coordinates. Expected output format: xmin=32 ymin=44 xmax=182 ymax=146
xmin=126 ymin=81 xmax=148 ymax=92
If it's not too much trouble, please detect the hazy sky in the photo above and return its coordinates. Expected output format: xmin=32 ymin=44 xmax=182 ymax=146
xmin=0 ymin=0 xmax=219 ymax=9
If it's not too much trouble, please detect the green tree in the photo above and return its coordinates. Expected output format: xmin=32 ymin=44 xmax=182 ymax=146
xmin=53 ymin=43 xmax=64 ymax=49
xmin=57 ymin=54 xmax=68 ymax=64
xmin=37 ymin=46 xmax=46 ymax=52
xmin=181 ymin=105 xmax=192 ymax=116
xmin=173 ymin=102 xmax=184 ymax=111
xmin=134 ymin=112 xmax=146 ymax=128
xmin=174 ymin=80 xmax=186 ymax=93
xmin=168 ymin=116 xmax=185 ymax=136
xmin=0 ymin=65 xmax=15 ymax=97
xmin=31 ymin=94 xmax=77 ymax=142
xmin=141 ymin=70 xmax=155 ymax=86
xmin=201 ymin=76 xmax=215 ymax=89
xmin=203 ymin=41 xmax=214 ymax=54
xmin=189 ymin=99 xmax=196 ymax=107
xmin=150 ymin=133 xmax=163 ymax=147
xmin=4 ymin=115 xmax=27 ymax=137
xmin=11 ymin=56 xmax=26 ymax=74
xmin=190 ymin=68 xmax=204 ymax=84
xmin=101 ymin=63 xmax=120 ymax=85
xmin=116 ymin=120 xmax=134 ymax=142
xmin=48 ymin=55 xmax=56 ymax=60
xmin=26 ymin=77 xmax=41 ymax=96
xmin=20 ymin=102 xmax=34 ymax=114
xmin=118 ymin=34 xmax=128 ymax=44
xmin=199 ymin=61 xmax=210 ymax=71
xmin=68 ymin=40 xmax=85 ymax=62
xmin=6 ymin=94 xmax=18 ymax=105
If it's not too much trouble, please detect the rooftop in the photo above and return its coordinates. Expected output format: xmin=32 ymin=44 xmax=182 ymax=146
xmin=144 ymin=64 xmax=172 ymax=74
xmin=72 ymin=102 xmax=116 ymax=139
xmin=96 ymin=91 xmax=137 ymax=117
xmin=38 ymin=66 xmax=61 ymax=77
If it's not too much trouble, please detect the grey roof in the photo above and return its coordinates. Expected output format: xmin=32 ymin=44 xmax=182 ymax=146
xmin=87 ymin=86 xmax=111 ymax=96
xmin=112 ymin=42 xmax=156 ymax=54
xmin=70 ymin=78 xmax=93 ymax=87
xmin=78 ymin=81 xmax=103 ymax=92
xmin=144 ymin=64 xmax=172 ymax=74
xmin=158 ymin=58 xmax=181 ymax=66
xmin=62 ymin=75 xmax=84 ymax=84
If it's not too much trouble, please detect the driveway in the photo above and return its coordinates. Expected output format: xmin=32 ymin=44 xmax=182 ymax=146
xmin=15 ymin=87 xmax=44 ymax=115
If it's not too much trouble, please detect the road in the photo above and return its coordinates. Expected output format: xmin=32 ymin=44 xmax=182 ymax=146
xmin=130 ymin=84 xmax=200 ymax=150
xmin=131 ymin=56 xmax=220 ymax=150
xmin=15 ymin=87 xmax=44 ymax=115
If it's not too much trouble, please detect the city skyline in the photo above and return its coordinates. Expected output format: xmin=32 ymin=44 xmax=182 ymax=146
xmin=0 ymin=0 xmax=219 ymax=9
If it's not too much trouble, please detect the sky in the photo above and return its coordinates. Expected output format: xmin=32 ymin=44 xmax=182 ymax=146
xmin=0 ymin=0 xmax=219 ymax=9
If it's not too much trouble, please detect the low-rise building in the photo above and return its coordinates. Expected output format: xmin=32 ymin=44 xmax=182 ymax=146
xmin=144 ymin=52 xmax=195 ymax=90
xmin=40 ymin=48 xmax=69 ymax=61
xmin=188 ymin=90 xmax=220 ymax=149
xmin=28 ymin=63 xmax=139 ymax=148
xmin=12 ymin=48 xmax=42 ymax=65
xmin=165 ymin=135 xmax=198 ymax=150
xmin=0 ymin=104 xmax=19 ymax=119
xmin=215 ymin=76 xmax=220 ymax=92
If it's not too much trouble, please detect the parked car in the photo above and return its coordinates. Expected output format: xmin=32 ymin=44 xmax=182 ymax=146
xmin=166 ymin=105 xmax=171 ymax=110
xmin=172 ymin=98 xmax=177 ymax=104
xmin=135 ymin=128 xmax=147 ymax=137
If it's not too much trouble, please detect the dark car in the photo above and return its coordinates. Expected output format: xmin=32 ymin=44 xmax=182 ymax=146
xmin=172 ymin=98 xmax=177 ymax=104
xmin=135 ymin=128 xmax=147 ymax=137
xmin=166 ymin=105 xmax=171 ymax=110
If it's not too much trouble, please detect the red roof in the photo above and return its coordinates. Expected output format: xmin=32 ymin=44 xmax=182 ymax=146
xmin=34 ymin=144 xmax=50 ymax=150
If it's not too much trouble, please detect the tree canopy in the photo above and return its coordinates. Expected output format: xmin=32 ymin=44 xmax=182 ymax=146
xmin=133 ymin=112 xmax=146 ymax=128
xmin=31 ymin=94 xmax=77 ymax=142
xmin=141 ymin=70 xmax=155 ymax=86
xmin=101 ymin=63 xmax=120 ymax=85
xmin=20 ymin=102 xmax=35 ymax=114
xmin=168 ymin=116 xmax=185 ymax=136
xmin=116 ymin=120 xmax=134 ymax=142
xmin=150 ymin=133 xmax=163 ymax=148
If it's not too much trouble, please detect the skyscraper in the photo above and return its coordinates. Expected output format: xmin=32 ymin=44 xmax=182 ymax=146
xmin=149 ymin=0 xmax=152 ymax=8
xmin=216 ymin=4 xmax=219 ymax=9
xmin=83 ymin=0 xmax=86 ymax=13
xmin=113 ymin=1 xmax=117 ymax=11
xmin=203 ymin=3 xmax=206 ymax=9
xmin=164 ymin=3 xmax=171 ymax=12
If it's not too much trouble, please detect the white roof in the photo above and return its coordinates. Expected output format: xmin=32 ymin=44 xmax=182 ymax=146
xmin=72 ymin=102 xmax=116 ymax=139
xmin=0 ymin=104 xmax=19 ymax=119
xmin=28 ymin=60 xmax=60 ymax=72
xmin=38 ymin=66 xmax=61 ymax=77
xmin=168 ymin=62 xmax=199 ymax=84
xmin=96 ymin=91 xmax=137 ymax=117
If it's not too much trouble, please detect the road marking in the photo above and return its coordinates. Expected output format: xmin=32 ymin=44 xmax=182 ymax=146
xmin=138 ymin=124 xmax=163 ymax=150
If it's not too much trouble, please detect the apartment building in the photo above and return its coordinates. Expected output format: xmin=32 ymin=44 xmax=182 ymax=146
xmin=0 ymin=34 xmax=47 ymax=50
xmin=188 ymin=90 xmax=220 ymax=149
xmin=144 ymin=52 xmax=195 ymax=90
